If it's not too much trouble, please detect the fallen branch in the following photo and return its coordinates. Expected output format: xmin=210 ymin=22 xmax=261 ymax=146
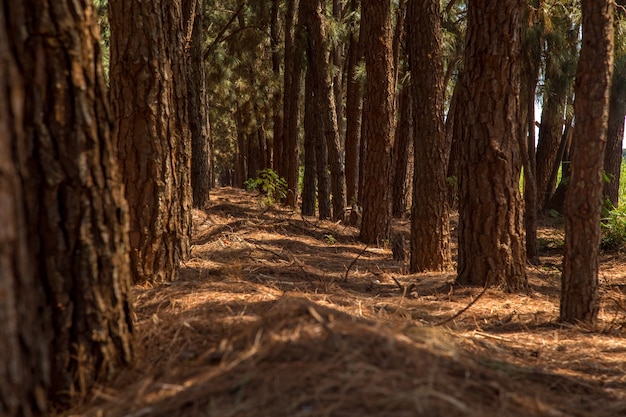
xmin=344 ymin=245 xmax=368 ymax=282
xmin=433 ymin=285 xmax=489 ymax=327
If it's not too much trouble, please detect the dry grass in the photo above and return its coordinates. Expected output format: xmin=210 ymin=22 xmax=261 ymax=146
xmin=65 ymin=187 xmax=626 ymax=417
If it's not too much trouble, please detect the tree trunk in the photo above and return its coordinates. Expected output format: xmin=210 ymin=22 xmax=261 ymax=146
xmin=110 ymin=0 xmax=192 ymax=284
xmin=187 ymin=0 xmax=212 ymax=208
xmin=561 ymin=0 xmax=614 ymax=324
xmin=455 ymin=0 xmax=527 ymax=291
xmin=408 ymin=0 xmax=452 ymax=272
xmin=345 ymin=0 xmax=363 ymax=206
xmin=603 ymin=65 xmax=626 ymax=207
xmin=302 ymin=0 xmax=346 ymax=220
xmin=1 ymin=0 xmax=133 ymax=412
xmin=302 ymin=66 xmax=318 ymax=216
xmin=271 ymin=0 xmax=284 ymax=174
xmin=392 ymin=79 xmax=413 ymax=218
xmin=359 ymin=0 xmax=394 ymax=244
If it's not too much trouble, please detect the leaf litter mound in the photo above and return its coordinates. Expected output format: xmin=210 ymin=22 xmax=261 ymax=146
xmin=69 ymin=187 xmax=626 ymax=417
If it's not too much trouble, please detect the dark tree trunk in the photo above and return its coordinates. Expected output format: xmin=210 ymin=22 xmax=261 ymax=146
xmin=408 ymin=0 xmax=452 ymax=272
xmin=271 ymin=0 xmax=284 ymax=174
xmin=603 ymin=65 xmax=626 ymax=207
xmin=455 ymin=0 xmax=527 ymax=291
xmin=345 ymin=0 xmax=363 ymax=206
xmin=392 ymin=79 xmax=413 ymax=218
xmin=1 ymin=0 xmax=133 ymax=412
xmin=561 ymin=0 xmax=614 ymax=324
xmin=359 ymin=0 xmax=394 ymax=243
xmin=302 ymin=66 xmax=318 ymax=216
xmin=110 ymin=0 xmax=192 ymax=283
xmin=302 ymin=0 xmax=346 ymax=220
xmin=283 ymin=0 xmax=303 ymax=208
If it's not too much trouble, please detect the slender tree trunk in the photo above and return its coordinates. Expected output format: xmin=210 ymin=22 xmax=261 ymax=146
xmin=455 ymin=0 xmax=527 ymax=291
xmin=302 ymin=66 xmax=318 ymax=216
xmin=345 ymin=0 xmax=363 ymax=206
xmin=603 ymin=66 xmax=626 ymax=207
xmin=187 ymin=0 xmax=212 ymax=208
xmin=1 ymin=0 xmax=133 ymax=412
xmin=302 ymin=0 xmax=346 ymax=220
xmin=408 ymin=0 xmax=452 ymax=272
xmin=271 ymin=0 xmax=284 ymax=174
xmin=359 ymin=0 xmax=394 ymax=243
xmin=283 ymin=0 xmax=302 ymax=208
xmin=392 ymin=79 xmax=413 ymax=218
xmin=561 ymin=0 xmax=614 ymax=324
xmin=110 ymin=0 xmax=192 ymax=283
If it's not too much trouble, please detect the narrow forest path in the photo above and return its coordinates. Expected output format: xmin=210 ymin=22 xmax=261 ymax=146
xmin=71 ymin=187 xmax=626 ymax=417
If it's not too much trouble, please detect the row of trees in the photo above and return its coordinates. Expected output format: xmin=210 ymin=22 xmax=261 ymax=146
xmin=209 ymin=0 xmax=619 ymax=319
xmin=0 ymin=0 xmax=618 ymax=414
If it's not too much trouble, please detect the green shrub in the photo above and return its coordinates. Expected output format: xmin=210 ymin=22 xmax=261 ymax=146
xmin=244 ymin=168 xmax=287 ymax=206
xmin=601 ymin=205 xmax=626 ymax=250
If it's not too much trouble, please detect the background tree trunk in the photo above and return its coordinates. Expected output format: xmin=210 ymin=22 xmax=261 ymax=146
xmin=302 ymin=0 xmax=346 ymax=220
xmin=561 ymin=0 xmax=614 ymax=324
xmin=345 ymin=0 xmax=363 ymax=207
xmin=2 ymin=0 xmax=133 ymax=411
xmin=187 ymin=0 xmax=212 ymax=208
xmin=359 ymin=0 xmax=394 ymax=244
xmin=603 ymin=63 xmax=626 ymax=207
xmin=455 ymin=0 xmax=527 ymax=291
xmin=110 ymin=0 xmax=192 ymax=283
xmin=392 ymin=79 xmax=413 ymax=218
xmin=408 ymin=0 xmax=452 ymax=272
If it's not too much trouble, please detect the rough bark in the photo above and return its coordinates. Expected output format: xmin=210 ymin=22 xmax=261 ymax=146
xmin=110 ymin=0 xmax=192 ymax=283
xmin=302 ymin=66 xmax=318 ymax=216
xmin=359 ymin=0 xmax=394 ymax=243
xmin=408 ymin=0 xmax=452 ymax=272
xmin=1 ymin=0 xmax=133 ymax=412
xmin=561 ymin=0 xmax=614 ymax=324
xmin=455 ymin=0 xmax=527 ymax=291
xmin=271 ymin=0 xmax=284 ymax=173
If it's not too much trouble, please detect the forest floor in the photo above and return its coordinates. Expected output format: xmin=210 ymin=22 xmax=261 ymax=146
xmin=68 ymin=187 xmax=626 ymax=417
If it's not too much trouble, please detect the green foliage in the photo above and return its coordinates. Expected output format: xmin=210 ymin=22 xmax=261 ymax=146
xmin=601 ymin=206 xmax=626 ymax=250
xmin=323 ymin=234 xmax=336 ymax=245
xmin=244 ymin=168 xmax=287 ymax=206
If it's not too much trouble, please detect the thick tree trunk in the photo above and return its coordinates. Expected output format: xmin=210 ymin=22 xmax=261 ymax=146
xmin=455 ymin=0 xmax=527 ymax=291
xmin=359 ymin=0 xmax=394 ymax=243
xmin=561 ymin=0 xmax=614 ymax=324
xmin=110 ymin=0 xmax=192 ymax=283
xmin=408 ymin=0 xmax=452 ymax=272
xmin=187 ymin=0 xmax=212 ymax=208
xmin=1 ymin=0 xmax=133 ymax=412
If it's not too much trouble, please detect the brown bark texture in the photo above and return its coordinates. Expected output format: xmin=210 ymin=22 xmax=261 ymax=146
xmin=455 ymin=0 xmax=528 ymax=290
xmin=2 ymin=0 xmax=134 ymax=412
xmin=561 ymin=0 xmax=614 ymax=324
xmin=407 ymin=0 xmax=452 ymax=272
xmin=110 ymin=0 xmax=192 ymax=283
xmin=358 ymin=0 xmax=395 ymax=243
